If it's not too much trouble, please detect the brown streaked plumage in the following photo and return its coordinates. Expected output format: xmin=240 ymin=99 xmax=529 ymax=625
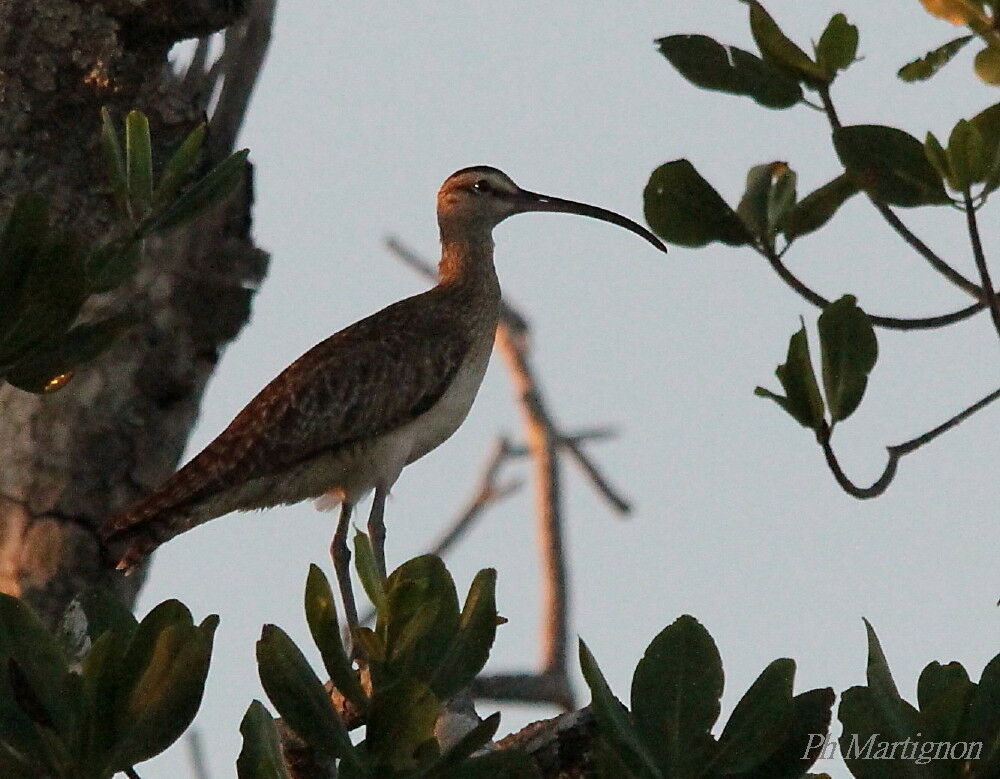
xmin=103 ymin=165 xmax=666 ymax=635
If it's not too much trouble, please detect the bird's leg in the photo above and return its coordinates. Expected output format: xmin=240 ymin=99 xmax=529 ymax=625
xmin=368 ymin=485 xmax=388 ymax=581
xmin=331 ymin=502 xmax=360 ymax=643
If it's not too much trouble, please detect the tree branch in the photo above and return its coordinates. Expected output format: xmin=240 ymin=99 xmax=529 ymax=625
xmin=761 ymin=245 xmax=985 ymax=330
xmin=820 ymin=384 xmax=1000 ymax=498
xmin=494 ymin=324 xmax=570 ymax=682
xmin=963 ymin=190 xmax=1000 ymax=341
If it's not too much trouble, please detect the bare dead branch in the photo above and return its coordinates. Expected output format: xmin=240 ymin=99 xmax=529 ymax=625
xmin=186 ymin=729 xmax=210 ymax=779
xmin=207 ymin=0 xmax=276 ymax=158
xmin=472 ymin=671 xmax=574 ymax=711
xmin=562 ymin=435 xmax=631 ymax=516
xmin=495 ymin=325 xmax=569 ymax=682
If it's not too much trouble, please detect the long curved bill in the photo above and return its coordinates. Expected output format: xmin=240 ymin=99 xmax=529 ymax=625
xmin=512 ymin=189 xmax=668 ymax=254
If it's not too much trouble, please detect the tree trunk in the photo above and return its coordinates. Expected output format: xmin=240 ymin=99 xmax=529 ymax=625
xmin=0 ymin=0 xmax=273 ymax=626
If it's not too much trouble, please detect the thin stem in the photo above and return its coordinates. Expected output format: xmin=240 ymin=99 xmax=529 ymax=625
xmin=817 ymin=86 xmax=983 ymax=299
xmin=819 ymin=385 xmax=1000 ymax=498
xmin=964 ymin=189 xmax=1000 ymax=341
xmin=761 ymin=245 xmax=985 ymax=330
xmin=123 ymin=768 xmax=142 ymax=779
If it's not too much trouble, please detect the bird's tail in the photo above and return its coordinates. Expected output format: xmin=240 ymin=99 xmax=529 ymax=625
xmin=101 ymin=508 xmax=188 ymax=573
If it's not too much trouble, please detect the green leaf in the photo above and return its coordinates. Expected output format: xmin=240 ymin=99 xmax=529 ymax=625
xmin=6 ymin=313 xmax=135 ymax=394
xmin=736 ymin=162 xmax=798 ymax=244
xmin=78 ymin=631 xmax=128 ymax=772
xmin=923 ymin=132 xmax=951 ymax=183
xmin=970 ymin=102 xmax=1000 ymax=196
xmin=304 ymin=565 xmax=366 ymax=712
xmin=971 ymin=101 xmax=1000 ymax=152
xmin=655 ymin=35 xmax=802 ymax=109
xmin=379 ymin=555 xmax=459 ymax=683
xmin=815 ymin=14 xmax=859 ymax=76
xmin=85 ymin=237 xmax=142 ymax=294
xmin=767 ymin=164 xmax=797 ymax=238
xmin=256 ymin=624 xmax=358 ymax=766
xmin=755 ymin=323 xmax=826 ymax=433
xmin=57 ymin=587 xmax=137 ymax=668
xmin=898 ymin=36 xmax=973 ymax=81
xmin=782 ymin=174 xmax=859 ymax=241
xmin=74 ymin=588 xmax=139 ymax=644
xmin=737 ymin=164 xmax=775 ymax=241
xmin=961 ymin=653 xmax=1000 ymax=771
xmin=736 ymin=687 xmax=835 ymax=779
xmin=644 ymin=160 xmax=750 ymax=248
xmin=837 ymin=686 xmax=889 ymax=779
xmin=0 ymin=191 xmax=49 ymax=307
xmin=437 ymin=749 xmax=540 ymax=779
xmin=630 ymin=615 xmax=722 ymax=777
xmin=579 ymin=639 xmax=662 ymax=779
xmin=354 ymin=531 xmax=388 ymax=616
xmin=748 ymin=1 xmax=829 ymax=85
xmin=947 ymin=119 xmax=989 ymax=190
xmin=714 ymin=659 xmax=795 ymax=774
xmin=0 ymin=230 xmax=86 ymax=370
xmin=429 ymin=568 xmax=498 ymax=700
xmin=143 ymin=149 xmax=248 ymax=233
xmin=236 ymin=700 xmax=291 ymax=779
xmin=862 ymin=619 xmax=920 ymax=743
xmin=817 ymin=296 xmax=877 ymax=424
xmin=916 ymin=661 xmax=972 ymax=743
xmin=364 ymin=677 xmax=440 ymax=770
xmin=834 ymin=124 xmax=950 ymax=207
xmin=427 ymin=711 xmax=501 ymax=775
xmin=111 ymin=612 xmax=218 ymax=767
xmin=0 ymin=593 xmax=77 ymax=740
xmin=125 ymin=110 xmax=153 ymax=218
xmin=155 ymin=123 xmax=206 ymax=206
xmin=975 ymin=45 xmax=1000 ymax=85
xmin=100 ymin=107 xmax=128 ymax=215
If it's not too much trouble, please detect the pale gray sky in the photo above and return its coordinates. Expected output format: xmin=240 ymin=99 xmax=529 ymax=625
xmin=140 ymin=3 xmax=999 ymax=776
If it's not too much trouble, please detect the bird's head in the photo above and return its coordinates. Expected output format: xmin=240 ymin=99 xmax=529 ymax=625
xmin=437 ymin=165 xmax=667 ymax=253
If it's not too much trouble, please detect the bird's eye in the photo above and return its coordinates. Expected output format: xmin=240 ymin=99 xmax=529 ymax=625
xmin=471 ymin=179 xmax=491 ymax=193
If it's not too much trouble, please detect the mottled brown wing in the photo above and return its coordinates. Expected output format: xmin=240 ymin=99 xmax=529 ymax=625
xmin=106 ymin=289 xmax=471 ymax=531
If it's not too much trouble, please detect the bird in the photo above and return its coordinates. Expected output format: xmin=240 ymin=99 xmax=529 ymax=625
xmin=102 ymin=166 xmax=666 ymax=633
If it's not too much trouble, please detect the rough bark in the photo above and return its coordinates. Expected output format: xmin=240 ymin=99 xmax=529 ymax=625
xmin=0 ymin=0 xmax=270 ymax=625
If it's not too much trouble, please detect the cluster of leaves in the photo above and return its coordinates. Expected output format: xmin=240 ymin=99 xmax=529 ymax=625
xmin=756 ymin=296 xmax=877 ymax=442
xmin=838 ymin=620 xmax=1000 ymax=778
xmin=905 ymin=0 xmax=1000 ymax=84
xmin=0 ymin=590 xmax=216 ymax=778
xmin=580 ymin=615 xmax=835 ymax=779
xmin=240 ymin=536 xmax=537 ymax=778
xmin=646 ymin=2 xmax=1000 ymax=487
xmin=582 ymin=616 xmax=1000 ymax=778
xmin=0 ymin=109 xmax=247 ymax=394
xmin=647 ymin=4 xmax=1000 ymax=252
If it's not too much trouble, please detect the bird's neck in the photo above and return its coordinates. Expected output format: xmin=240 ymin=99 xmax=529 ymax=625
xmin=438 ymin=237 xmax=500 ymax=296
